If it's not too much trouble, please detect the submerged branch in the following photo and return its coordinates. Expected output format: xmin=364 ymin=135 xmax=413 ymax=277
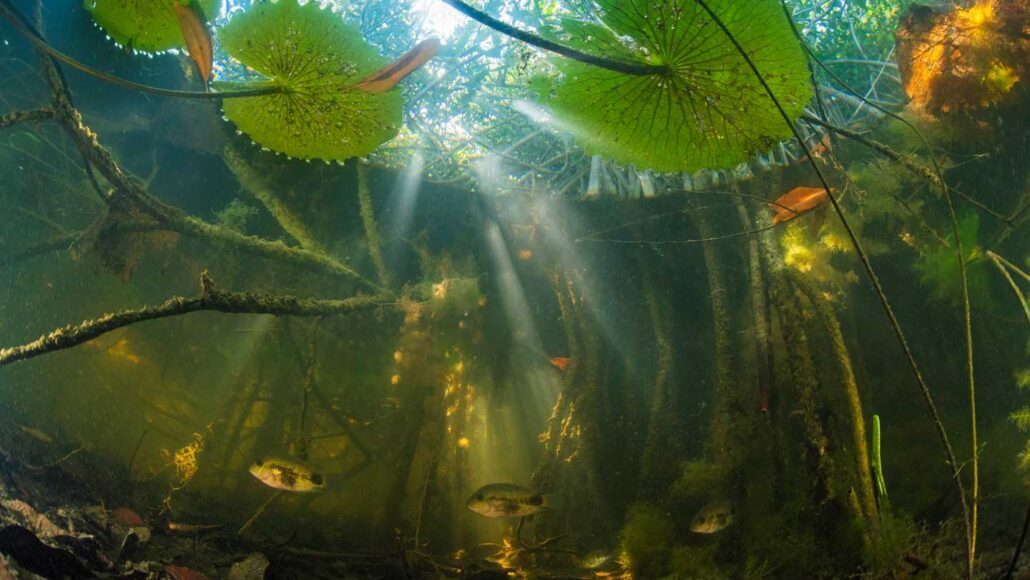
xmin=0 ymin=271 xmax=390 ymax=368
xmin=0 ymin=106 xmax=53 ymax=129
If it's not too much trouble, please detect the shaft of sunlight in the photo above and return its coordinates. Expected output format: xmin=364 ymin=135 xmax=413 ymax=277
xmin=387 ymin=150 xmax=424 ymax=241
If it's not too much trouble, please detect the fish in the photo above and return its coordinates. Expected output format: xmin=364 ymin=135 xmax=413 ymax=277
xmin=690 ymin=501 xmax=734 ymax=534
xmin=577 ymin=549 xmax=615 ymax=570
xmin=172 ymin=1 xmax=213 ymax=86
xmin=355 ymin=38 xmax=441 ymax=93
xmin=248 ymin=456 xmax=325 ymax=492
xmin=549 ymin=357 xmax=573 ymax=372
xmin=15 ymin=423 xmax=53 ymax=443
xmin=769 ymin=187 xmax=834 ymax=225
xmin=166 ymin=522 xmax=223 ymax=534
xmin=466 ymin=483 xmax=547 ymax=518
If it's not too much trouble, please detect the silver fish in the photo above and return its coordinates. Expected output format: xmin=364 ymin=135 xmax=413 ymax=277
xmin=466 ymin=483 xmax=547 ymax=518
xmin=690 ymin=501 xmax=733 ymax=534
xmin=577 ymin=548 xmax=615 ymax=570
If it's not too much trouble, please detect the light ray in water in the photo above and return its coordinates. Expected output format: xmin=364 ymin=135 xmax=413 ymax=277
xmin=531 ymin=198 xmax=636 ymax=369
xmin=387 ymin=150 xmax=424 ymax=241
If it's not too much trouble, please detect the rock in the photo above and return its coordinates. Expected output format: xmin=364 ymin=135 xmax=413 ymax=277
xmin=0 ymin=524 xmax=93 ymax=578
xmin=228 ymin=552 xmax=269 ymax=580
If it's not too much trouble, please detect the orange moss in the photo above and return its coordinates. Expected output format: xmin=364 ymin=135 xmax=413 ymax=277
xmin=896 ymin=0 xmax=1028 ymax=114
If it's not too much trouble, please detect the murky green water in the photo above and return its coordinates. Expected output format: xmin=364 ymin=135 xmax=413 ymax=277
xmin=0 ymin=0 xmax=1027 ymax=578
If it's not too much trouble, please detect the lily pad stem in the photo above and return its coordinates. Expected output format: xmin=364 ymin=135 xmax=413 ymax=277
xmin=0 ymin=0 xmax=278 ymax=99
xmin=438 ymin=0 xmax=667 ymax=76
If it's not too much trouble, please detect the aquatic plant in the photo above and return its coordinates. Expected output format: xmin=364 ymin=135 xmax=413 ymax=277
xmin=217 ymin=0 xmax=404 ymax=161
xmin=618 ymin=503 xmax=673 ymax=578
xmin=213 ymin=198 xmax=259 ymax=233
xmin=915 ymin=212 xmax=989 ymax=304
xmin=531 ymin=0 xmax=812 ymax=172
xmin=895 ymin=0 xmax=1029 ymax=115
xmin=86 ymin=0 xmax=218 ymax=52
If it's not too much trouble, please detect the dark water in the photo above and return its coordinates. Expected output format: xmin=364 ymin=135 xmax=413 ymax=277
xmin=0 ymin=0 xmax=1027 ymax=578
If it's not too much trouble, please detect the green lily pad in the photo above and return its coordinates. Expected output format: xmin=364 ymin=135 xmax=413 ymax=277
xmin=217 ymin=0 xmax=403 ymax=162
xmin=85 ymin=0 xmax=218 ymax=53
xmin=533 ymin=0 xmax=812 ymax=173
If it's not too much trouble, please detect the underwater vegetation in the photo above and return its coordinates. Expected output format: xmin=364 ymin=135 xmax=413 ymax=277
xmin=0 ymin=0 xmax=1026 ymax=578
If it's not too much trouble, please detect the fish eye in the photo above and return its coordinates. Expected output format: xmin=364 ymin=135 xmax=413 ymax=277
xmin=475 ymin=493 xmax=484 ymax=501
xmin=311 ymin=474 xmax=324 ymax=485
xmin=255 ymin=459 xmax=264 ymax=467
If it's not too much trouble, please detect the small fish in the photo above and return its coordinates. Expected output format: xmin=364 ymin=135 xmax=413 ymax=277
xmin=166 ymin=522 xmax=223 ymax=534
xmin=15 ymin=424 xmax=53 ymax=443
xmin=248 ymin=456 xmax=325 ymax=492
xmin=577 ymin=549 xmax=615 ymax=570
xmin=549 ymin=357 xmax=573 ymax=372
xmin=355 ymin=38 xmax=441 ymax=93
xmin=789 ymin=133 xmax=833 ymax=166
xmin=172 ymin=1 xmax=213 ymax=85
xmin=690 ymin=501 xmax=734 ymax=534
xmin=466 ymin=483 xmax=547 ymax=518
xmin=769 ymin=187 xmax=834 ymax=225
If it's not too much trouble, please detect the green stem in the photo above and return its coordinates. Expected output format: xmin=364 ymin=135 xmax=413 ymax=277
xmin=438 ymin=0 xmax=668 ymax=76
xmin=0 ymin=0 xmax=279 ymax=100
xmin=872 ymin=415 xmax=888 ymax=500
xmin=986 ymin=251 xmax=1030 ymax=326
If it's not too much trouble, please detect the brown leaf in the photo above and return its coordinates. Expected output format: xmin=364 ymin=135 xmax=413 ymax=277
xmin=173 ymin=1 xmax=213 ymax=85
xmin=355 ymin=38 xmax=441 ymax=93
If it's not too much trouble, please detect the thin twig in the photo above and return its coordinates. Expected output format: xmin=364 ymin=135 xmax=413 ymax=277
xmin=238 ymin=490 xmax=285 ymax=535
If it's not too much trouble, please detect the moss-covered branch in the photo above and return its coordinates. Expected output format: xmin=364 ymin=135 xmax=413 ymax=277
xmin=0 ymin=106 xmax=53 ymax=129
xmin=791 ymin=270 xmax=877 ymax=522
xmin=7 ymin=31 xmax=385 ymax=292
xmin=0 ymin=271 xmax=389 ymax=368
xmin=357 ymin=163 xmax=391 ymax=287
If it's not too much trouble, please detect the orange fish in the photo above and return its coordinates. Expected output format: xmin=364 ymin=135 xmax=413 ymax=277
xmin=172 ymin=1 xmax=213 ymax=86
xmin=549 ymin=357 xmax=572 ymax=372
xmin=769 ymin=187 xmax=834 ymax=224
xmin=355 ymin=38 xmax=441 ymax=93
xmin=789 ymin=133 xmax=833 ymax=166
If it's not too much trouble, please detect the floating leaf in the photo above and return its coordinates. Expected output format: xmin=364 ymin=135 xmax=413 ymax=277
xmin=533 ymin=0 xmax=812 ymax=172
xmin=85 ymin=0 xmax=218 ymax=53
xmin=217 ymin=0 xmax=403 ymax=162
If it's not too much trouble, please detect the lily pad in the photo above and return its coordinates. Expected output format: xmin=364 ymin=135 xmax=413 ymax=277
xmin=85 ymin=0 xmax=218 ymax=53
xmin=217 ymin=0 xmax=403 ymax=162
xmin=533 ymin=0 xmax=812 ymax=173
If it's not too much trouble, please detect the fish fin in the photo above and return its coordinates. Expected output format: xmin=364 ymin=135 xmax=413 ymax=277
xmin=806 ymin=203 xmax=829 ymax=239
